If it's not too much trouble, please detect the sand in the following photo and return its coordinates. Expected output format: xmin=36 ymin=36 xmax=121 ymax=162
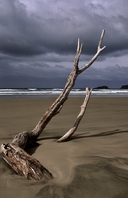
xmin=0 ymin=97 xmax=128 ymax=198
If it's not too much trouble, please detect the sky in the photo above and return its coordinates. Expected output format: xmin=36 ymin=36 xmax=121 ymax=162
xmin=0 ymin=0 xmax=128 ymax=88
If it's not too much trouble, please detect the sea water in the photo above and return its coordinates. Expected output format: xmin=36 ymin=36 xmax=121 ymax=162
xmin=0 ymin=88 xmax=128 ymax=98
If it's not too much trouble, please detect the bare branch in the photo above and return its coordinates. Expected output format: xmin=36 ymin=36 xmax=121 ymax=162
xmin=98 ymin=29 xmax=106 ymax=51
xmin=1 ymin=30 xmax=106 ymax=180
xmin=57 ymin=88 xmax=92 ymax=142
xmin=78 ymin=30 xmax=106 ymax=74
xmin=31 ymin=30 xmax=106 ymax=140
xmin=74 ymin=38 xmax=83 ymax=70
xmin=77 ymin=38 xmax=80 ymax=52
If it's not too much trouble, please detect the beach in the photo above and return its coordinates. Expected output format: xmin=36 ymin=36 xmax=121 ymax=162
xmin=0 ymin=97 xmax=128 ymax=198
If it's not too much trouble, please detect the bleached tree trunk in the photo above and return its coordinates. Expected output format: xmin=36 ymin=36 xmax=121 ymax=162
xmin=1 ymin=30 xmax=106 ymax=180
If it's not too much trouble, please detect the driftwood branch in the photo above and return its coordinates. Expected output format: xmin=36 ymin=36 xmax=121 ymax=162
xmin=78 ymin=30 xmax=106 ymax=74
xmin=1 ymin=30 xmax=106 ymax=180
xmin=57 ymin=88 xmax=92 ymax=142
xmin=31 ymin=30 xmax=106 ymax=140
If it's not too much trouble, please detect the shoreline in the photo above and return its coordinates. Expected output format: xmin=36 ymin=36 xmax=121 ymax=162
xmin=1 ymin=94 xmax=128 ymax=100
xmin=1 ymin=88 xmax=128 ymax=99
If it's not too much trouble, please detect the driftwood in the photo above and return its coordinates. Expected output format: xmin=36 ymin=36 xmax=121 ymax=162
xmin=1 ymin=30 xmax=106 ymax=180
xmin=31 ymin=30 xmax=106 ymax=140
xmin=1 ymin=130 xmax=53 ymax=180
xmin=58 ymin=88 xmax=92 ymax=142
xmin=1 ymin=143 xmax=53 ymax=180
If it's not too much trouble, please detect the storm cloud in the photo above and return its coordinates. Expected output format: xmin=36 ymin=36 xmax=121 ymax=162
xmin=0 ymin=0 xmax=128 ymax=88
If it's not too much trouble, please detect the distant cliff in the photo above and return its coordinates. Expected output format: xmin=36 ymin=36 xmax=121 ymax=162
xmin=93 ymin=85 xmax=108 ymax=89
xmin=120 ymin=85 xmax=128 ymax=89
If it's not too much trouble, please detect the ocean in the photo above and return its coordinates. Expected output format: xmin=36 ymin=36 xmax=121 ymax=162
xmin=0 ymin=88 xmax=128 ymax=98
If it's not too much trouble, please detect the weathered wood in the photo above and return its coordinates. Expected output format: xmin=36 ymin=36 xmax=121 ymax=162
xmin=1 ymin=31 xmax=106 ymax=180
xmin=58 ymin=88 xmax=92 ymax=142
xmin=1 ymin=143 xmax=53 ymax=180
xmin=11 ymin=131 xmax=29 ymax=149
xmin=31 ymin=30 xmax=106 ymax=140
xmin=1 ymin=131 xmax=53 ymax=180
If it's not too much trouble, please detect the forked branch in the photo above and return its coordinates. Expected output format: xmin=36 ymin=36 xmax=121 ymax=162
xmin=1 ymin=30 xmax=106 ymax=181
xmin=31 ymin=30 xmax=106 ymax=140
xmin=78 ymin=29 xmax=106 ymax=74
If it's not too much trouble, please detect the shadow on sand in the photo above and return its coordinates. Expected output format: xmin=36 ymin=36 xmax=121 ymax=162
xmin=37 ymin=129 xmax=128 ymax=142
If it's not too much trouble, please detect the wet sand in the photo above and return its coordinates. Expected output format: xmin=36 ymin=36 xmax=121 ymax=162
xmin=0 ymin=97 xmax=128 ymax=198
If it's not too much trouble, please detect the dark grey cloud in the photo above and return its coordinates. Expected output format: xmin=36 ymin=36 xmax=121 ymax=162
xmin=0 ymin=0 xmax=128 ymax=88
xmin=0 ymin=56 xmax=128 ymax=88
xmin=0 ymin=0 xmax=128 ymax=56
